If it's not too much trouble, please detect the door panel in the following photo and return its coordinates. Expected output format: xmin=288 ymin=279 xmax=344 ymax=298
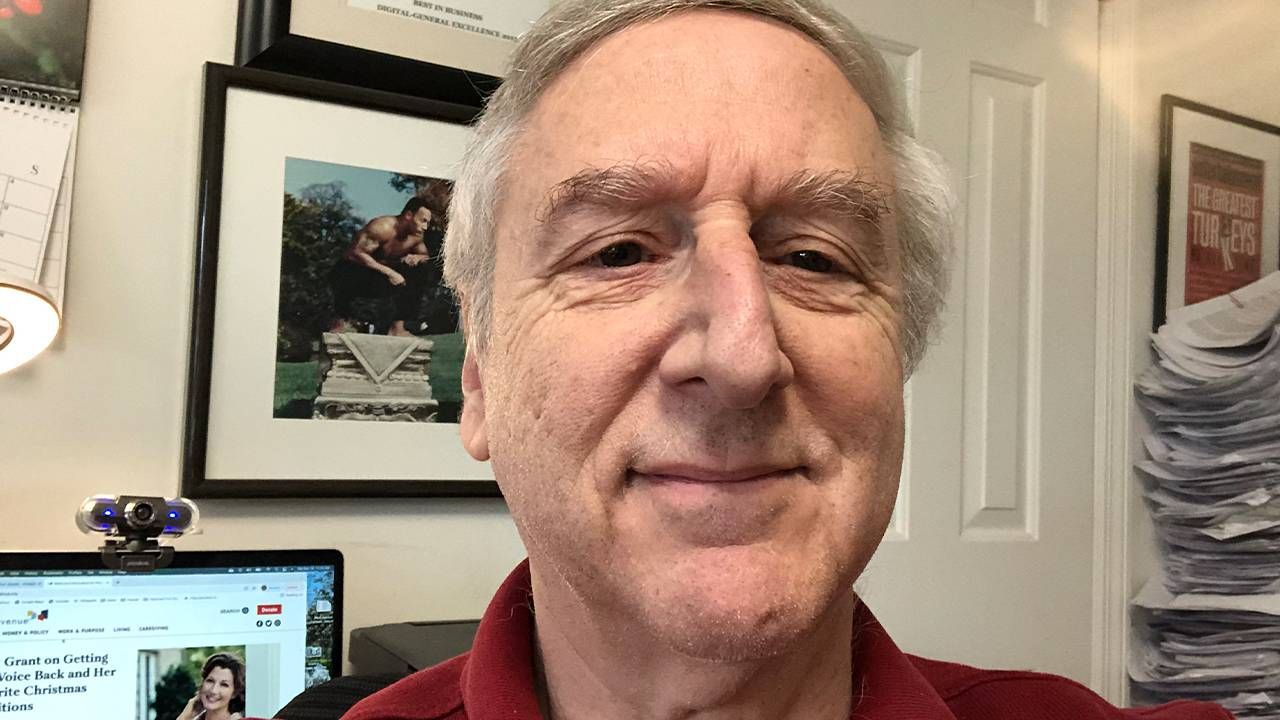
xmin=836 ymin=0 xmax=1100 ymax=682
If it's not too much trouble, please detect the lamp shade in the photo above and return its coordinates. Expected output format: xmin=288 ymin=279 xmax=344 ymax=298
xmin=0 ymin=274 xmax=60 ymax=374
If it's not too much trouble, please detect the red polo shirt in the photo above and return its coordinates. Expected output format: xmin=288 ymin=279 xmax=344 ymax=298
xmin=342 ymin=562 xmax=1230 ymax=720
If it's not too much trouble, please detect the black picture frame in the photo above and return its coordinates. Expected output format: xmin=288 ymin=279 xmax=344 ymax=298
xmin=1154 ymin=95 xmax=1280 ymax=329
xmin=234 ymin=0 xmax=501 ymax=106
xmin=182 ymin=62 xmax=502 ymax=499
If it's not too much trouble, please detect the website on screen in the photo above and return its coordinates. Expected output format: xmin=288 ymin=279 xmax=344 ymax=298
xmin=0 ymin=565 xmax=336 ymax=719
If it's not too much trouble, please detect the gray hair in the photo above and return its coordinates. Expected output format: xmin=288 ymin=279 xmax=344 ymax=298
xmin=443 ymin=0 xmax=953 ymax=375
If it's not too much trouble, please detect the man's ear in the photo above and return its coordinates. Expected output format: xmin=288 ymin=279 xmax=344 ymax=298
xmin=459 ymin=345 xmax=490 ymax=461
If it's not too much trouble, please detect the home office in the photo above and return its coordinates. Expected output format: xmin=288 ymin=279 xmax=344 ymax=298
xmin=3 ymin=1 xmax=1280 ymax=719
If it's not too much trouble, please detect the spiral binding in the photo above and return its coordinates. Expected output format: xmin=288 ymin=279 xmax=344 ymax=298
xmin=0 ymin=82 xmax=76 ymax=112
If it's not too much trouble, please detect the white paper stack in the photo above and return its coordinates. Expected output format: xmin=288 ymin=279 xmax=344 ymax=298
xmin=1132 ymin=576 xmax=1280 ymax=717
xmin=1132 ymin=272 xmax=1280 ymax=716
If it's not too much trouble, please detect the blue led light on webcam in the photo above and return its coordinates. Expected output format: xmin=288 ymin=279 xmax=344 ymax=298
xmin=103 ymin=509 xmax=114 ymax=517
xmin=168 ymin=511 xmax=178 ymax=519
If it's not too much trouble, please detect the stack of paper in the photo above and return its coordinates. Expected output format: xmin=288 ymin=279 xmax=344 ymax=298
xmin=1132 ymin=577 xmax=1280 ymax=718
xmin=1132 ymin=272 xmax=1280 ymax=715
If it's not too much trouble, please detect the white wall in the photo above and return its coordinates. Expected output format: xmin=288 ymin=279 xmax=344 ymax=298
xmin=0 ymin=0 xmax=526 ymax=668
xmin=1127 ymin=0 xmax=1280 ymax=594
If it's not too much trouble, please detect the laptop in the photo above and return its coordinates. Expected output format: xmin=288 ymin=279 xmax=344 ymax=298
xmin=0 ymin=549 xmax=343 ymax=720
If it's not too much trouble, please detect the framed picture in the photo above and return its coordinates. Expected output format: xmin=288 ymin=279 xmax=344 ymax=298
xmin=1155 ymin=95 xmax=1280 ymax=328
xmin=233 ymin=0 xmax=546 ymax=101
xmin=182 ymin=62 xmax=500 ymax=498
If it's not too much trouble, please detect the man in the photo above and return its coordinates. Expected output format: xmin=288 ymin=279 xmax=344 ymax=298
xmin=329 ymin=197 xmax=435 ymax=337
xmin=345 ymin=1 xmax=1230 ymax=718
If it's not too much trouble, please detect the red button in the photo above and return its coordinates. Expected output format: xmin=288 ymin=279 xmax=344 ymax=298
xmin=256 ymin=604 xmax=282 ymax=615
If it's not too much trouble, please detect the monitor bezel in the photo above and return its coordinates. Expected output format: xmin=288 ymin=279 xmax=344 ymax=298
xmin=0 ymin=548 xmax=345 ymax=681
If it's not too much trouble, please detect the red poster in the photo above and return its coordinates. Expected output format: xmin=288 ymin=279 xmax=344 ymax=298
xmin=1184 ymin=142 xmax=1266 ymax=304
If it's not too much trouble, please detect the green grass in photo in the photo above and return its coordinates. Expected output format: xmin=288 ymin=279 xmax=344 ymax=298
xmin=274 ymin=360 xmax=320 ymax=418
xmin=426 ymin=331 xmax=464 ymax=404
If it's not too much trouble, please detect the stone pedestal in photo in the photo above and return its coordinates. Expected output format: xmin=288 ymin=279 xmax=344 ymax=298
xmin=313 ymin=333 xmax=439 ymax=422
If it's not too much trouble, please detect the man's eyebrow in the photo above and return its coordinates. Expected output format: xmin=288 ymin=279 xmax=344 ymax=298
xmin=534 ymin=164 xmax=893 ymax=240
xmin=536 ymin=161 xmax=697 ymax=229
xmin=766 ymin=169 xmax=893 ymax=228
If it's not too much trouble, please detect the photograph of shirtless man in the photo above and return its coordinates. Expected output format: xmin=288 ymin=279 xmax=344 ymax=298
xmin=272 ymin=157 xmax=463 ymax=422
xmin=329 ymin=197 xmax=435 ymax=337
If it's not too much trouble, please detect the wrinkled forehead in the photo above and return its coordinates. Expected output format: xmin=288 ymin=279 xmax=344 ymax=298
xmin=496 ymin=9 xmax=895 ymax=240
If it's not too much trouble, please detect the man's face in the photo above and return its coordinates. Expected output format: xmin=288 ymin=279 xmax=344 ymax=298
xmin=407 ymin=206 xmax=431 ymax=236
xmin=462 ymin=10 xmax=905 ymax=660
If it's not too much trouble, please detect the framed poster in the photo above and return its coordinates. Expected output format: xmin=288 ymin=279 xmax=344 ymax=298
xmin=1155 ymin=95 xmax=1280 ymax=328
xmin=233 ymin=0 xmax=547 ymax=100
xmin=182 ymin=63 xmax=499 ymax=498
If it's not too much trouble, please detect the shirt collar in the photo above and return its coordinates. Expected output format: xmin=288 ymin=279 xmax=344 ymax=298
xmin=460 ymin=560 xmax=543 ymax=718
xmin=848 ymin=603 xmax=957 ymax=718
xmin=461 ymin=561 xmax=955 ymax=719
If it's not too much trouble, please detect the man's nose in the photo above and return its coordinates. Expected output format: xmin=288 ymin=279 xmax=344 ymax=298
xmin=657 ymin=232 xmax=795 ymax=409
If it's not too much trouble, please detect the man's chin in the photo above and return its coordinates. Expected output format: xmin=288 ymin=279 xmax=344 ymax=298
xmin=620 ymin=548 xmax=854 ymax=663
xmin=643 ymin=597 xmax=842 ymax=664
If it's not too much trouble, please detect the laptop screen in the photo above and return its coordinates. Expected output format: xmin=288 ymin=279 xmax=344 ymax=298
xmin=0 ymin=549 xmax=343 ymax=720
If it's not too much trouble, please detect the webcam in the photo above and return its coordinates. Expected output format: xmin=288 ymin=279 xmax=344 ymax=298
xmin=76 ymin=495 xmax=200 ymax=572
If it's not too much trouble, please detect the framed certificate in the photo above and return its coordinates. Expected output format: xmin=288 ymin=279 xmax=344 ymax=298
xmin=232 ymin=0 xmax=550 ymax=103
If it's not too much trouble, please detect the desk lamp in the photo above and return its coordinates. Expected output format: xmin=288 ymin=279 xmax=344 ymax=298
xmin=0 ymin=273 xmax=60 ymax=374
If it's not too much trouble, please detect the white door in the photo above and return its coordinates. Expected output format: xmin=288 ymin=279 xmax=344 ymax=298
xmin=836 ymin=0 xmax=1101 ymax=683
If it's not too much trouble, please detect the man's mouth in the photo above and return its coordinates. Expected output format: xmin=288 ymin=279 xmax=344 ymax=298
xmin=628 ymin=463 xmax=805 ymax=485
xmin=625 ymin=464 xmax=807 ymax=545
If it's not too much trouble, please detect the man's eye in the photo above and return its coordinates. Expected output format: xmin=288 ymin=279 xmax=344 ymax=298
xmin=786 ymin=250 xmax=836 ymax=273
xmin=593 ymin=242 xmax=646 ymax=268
